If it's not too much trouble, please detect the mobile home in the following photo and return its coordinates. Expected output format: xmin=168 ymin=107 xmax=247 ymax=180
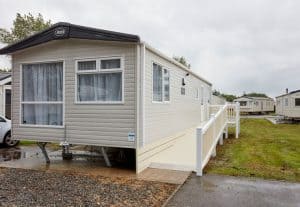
xmin=234 ymin=96 xmax=274 ymax=114
xmin=276 ymin=89 xmax=300 ymax=119
xmin=0 ymin=72 xmax=11 ymax=119
xmin=0 ymin=23 xmax=216 ymax=173
xmin=211 ymin=95 xmax=226 ymax=105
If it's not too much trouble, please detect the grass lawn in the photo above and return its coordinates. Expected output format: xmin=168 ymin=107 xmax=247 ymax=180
xmin=19 ymin=140 xmax=60 ymax=150
xmin=19 ymin=140 xmax=36 ymax=146
xmin=204 ymin=119 xmax=300 ymax=182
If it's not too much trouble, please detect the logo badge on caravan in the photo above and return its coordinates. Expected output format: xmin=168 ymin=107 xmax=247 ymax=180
xmin=54 ymin=27 xmax=66 ymax=37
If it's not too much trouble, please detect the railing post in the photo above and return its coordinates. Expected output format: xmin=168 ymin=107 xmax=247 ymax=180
xmin=235 ymin=102 xmax=240 ymax=138
xmin=196 ymin=128 xmax=203 ymax=176
xmin=210 ymin=113 xmax=215 ymax=139
xmin=210 ymin=114 xmax=217 ymax=157
xmin=225 ymin=125 xmax=229 ymax=138
xmin=219 ymin=134 xmax=223 ymax=145
xmin=212 ymin=147 xmax=217 ymax=157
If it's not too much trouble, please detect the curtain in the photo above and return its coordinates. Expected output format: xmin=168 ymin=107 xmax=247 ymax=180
xmin=153 ymin=64 xmax=162 ymax=101
xmin=22 ymin=63 xmax=63 ymax=101
xmin=22 ymin=62 xmax=63 ymax=126
xmin=22 ymin=104 xmax=63 ymax=125
xmin=163 ymin=69 xmax=170 ymax=101
xmin=78 ymin=73 xmax=122 ymax=102
xmin=78 ymin=61 xmax=96 ymax=71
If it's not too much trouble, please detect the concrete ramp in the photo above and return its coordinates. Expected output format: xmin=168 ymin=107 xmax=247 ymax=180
xmin=149 ymin=127 xmax=199 ymax=172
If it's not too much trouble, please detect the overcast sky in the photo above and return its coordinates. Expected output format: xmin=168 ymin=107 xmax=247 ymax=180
xmin=0 ymin=0 xmax=299 ymax=97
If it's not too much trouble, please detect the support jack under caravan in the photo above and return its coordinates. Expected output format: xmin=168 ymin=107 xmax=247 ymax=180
xmin=37 ymin=142 xmax=50 ymax=164
xmin=38 ymin=141 xmax=112 ymax=168
xmin=60 ymin=141 xmax=112 ymax=167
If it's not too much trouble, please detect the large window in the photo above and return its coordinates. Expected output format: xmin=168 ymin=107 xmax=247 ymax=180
xmin=76 ymin=58 xmax=123 ymax=103
xmin=295 ymin=98 xmax=300 ymax=106
xmin=153 ymin=63 xmax=170 ymax=102
xmin=21 ymin=62 xmax=63 ymax=126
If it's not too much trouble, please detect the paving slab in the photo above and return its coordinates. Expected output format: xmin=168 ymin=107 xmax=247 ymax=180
xmin=167 ymin=173 xmax=300 ymax=207
xmin=138 ymin=168 xmax=191 ymax=184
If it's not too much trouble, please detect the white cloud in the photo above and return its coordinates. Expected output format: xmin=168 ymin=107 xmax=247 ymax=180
xmin=0 ymin=0 xmax=299 ymax=97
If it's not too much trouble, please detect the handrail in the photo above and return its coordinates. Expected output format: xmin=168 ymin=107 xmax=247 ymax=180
xmin=201 ymin=104 xmax=227 ymax=133
xmin=196 ymin=102 xmax=240 ymax=176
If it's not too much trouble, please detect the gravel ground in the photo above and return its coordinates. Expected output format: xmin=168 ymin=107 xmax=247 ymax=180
xmin=0 ymin=167 xmax=177 ymax=207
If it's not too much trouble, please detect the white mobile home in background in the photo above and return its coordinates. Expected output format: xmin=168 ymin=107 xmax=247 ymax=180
xmin=234 ymin=96 xmax=274 ymax=114
xmin=276 ymin=89 xmax=300 ymax=119
xmin=211 ymin=95 xmax=226 ymax=105
xmin=0 ymin=23 xmax=226 ymax=173
xmin=0 ymin=72 xmax=11 ymax=119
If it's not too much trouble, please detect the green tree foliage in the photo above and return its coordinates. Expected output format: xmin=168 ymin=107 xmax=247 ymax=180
xmin=243 ymin=92 xmax=268 ymax=98
xmin=173 ymin=56 xmax=191 ymax=68
xmin=0 ymin=68 xmax=10 ymax=72
xmin=212 ymin=89 xmax=221 ymax=96
xmin=213 ymin=89 xmax=237 ymax=102
xmin=221 ymin=94 xmax=237 ymax=102
xmin=0 ymin=13 xmax=52 ymax=44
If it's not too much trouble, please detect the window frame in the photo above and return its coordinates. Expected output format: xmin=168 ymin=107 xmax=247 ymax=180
xmin=152 ymin=62 xmax=170 ymax=104
xmin=75 ymin=56 xmax=124 ymax=104
xmin=285 ymin=98 xmax=289 ymax=107
xmin=20 ymin=60 xmax=65 ymax=128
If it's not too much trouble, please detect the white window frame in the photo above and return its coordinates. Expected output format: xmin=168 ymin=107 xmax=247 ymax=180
xmin=20 ymin=60 xmax=65 ymax=128
xmin=75 ymin=56 xmax=124 ymax=104
xmin=152 ymin=62 xmax=170 ymax=103
xmin=285 ymin=98 xmax=289 ymax=107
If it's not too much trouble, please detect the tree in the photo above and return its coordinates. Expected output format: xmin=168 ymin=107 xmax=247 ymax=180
xmin=0 ymin=68 xmax=10 ymax=72
xmin=221 ymin=94 xmax=237 ymax=102
xmin=243 ymin=92 xmax=268 ymax=98
xmin=173 ymin=56 xmax=191 ymax=68
xmin=212 ymin=89 xmax=237 ymax=102
xmin=0 ymin=13 xmax=52 ymax=44
xmin=212 ymin=89 xmax=221 ymax=96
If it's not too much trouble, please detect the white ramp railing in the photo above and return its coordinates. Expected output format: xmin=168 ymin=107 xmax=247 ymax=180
xmin=227 ymin=103 xmax=240 ymax=137
xmin=196 ymin=102 xmax=240 ymax=176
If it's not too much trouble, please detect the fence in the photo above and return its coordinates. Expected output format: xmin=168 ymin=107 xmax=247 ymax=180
xmin=196 ymin=102 xmax=240 ymax=176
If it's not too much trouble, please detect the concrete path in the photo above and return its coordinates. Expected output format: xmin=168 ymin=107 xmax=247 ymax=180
xmin=167 ymin=174 xmax=300 ymax=207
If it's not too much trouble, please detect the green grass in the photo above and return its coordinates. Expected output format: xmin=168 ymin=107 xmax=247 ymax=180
xmin=204 ymin=119 xmax=300 ymax=182
xmin=19 ymin=140 xmax=36 ymax=146
xmin=19 ymin=140 xmax=60 ymax=150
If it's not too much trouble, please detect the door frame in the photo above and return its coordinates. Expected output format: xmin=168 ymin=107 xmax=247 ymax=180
xmin=3 ymin=85 xmax=11 ymax=119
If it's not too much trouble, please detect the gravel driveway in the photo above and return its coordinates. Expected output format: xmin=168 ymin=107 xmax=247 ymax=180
xmin=0 ymin=167 xmax=177 ymax=206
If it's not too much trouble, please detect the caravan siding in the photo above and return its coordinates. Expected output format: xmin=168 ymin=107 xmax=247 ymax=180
xmin=234 ymin=97 xmax=274 ymax=113
xmin=143 ymin=48 xmax=211 ymax=147
xmin=276 ymin=92 xmax=300 ymax=118
xmin=12 ymin=39 xmax=137 ymax=148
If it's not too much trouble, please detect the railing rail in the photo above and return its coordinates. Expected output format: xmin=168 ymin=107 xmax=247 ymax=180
xmin=196 ymin=102 xmax=240 ymax=176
